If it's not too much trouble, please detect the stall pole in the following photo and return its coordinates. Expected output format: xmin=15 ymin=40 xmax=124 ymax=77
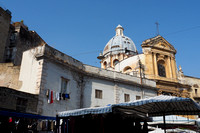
xmin=63 ymin=118 xmax=66 ymax=133
xmin=66 ymin=118 xmax=68 ymax=133
xmin=56 ymin=115 xmax=60 ymax=133
xmin=163 ymin=113 xmax=166 ymax=133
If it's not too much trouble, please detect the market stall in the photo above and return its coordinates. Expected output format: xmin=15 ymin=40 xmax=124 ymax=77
xmin=56 ymin=95 xmax=200 ymax=133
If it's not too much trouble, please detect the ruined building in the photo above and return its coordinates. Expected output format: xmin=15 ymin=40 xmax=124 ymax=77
xmin=0 ymin=7 xmax=46 ymax=66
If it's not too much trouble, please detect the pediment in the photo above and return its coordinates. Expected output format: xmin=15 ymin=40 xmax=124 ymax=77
xmin=142 ymin=35 xmax=176 ymax=53
xmin=154 ymin=40 xmax=175 ymax=51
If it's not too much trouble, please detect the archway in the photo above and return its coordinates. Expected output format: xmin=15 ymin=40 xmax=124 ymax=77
xmin=123 ymin=66 xmax=132 ymax=73
xmin=113 ymin=59 xmax=119 ymax=66
xmin=103 ymin=61 xmax=107 ymax=69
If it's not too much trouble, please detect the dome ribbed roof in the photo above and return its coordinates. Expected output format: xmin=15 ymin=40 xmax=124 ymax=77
xmin=103 ymin=25 xmax=137 ymax=56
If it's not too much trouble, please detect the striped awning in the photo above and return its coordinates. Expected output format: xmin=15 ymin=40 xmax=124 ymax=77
xmin=58 ymin=95 xmax=200 ymax=117
xmin=58 ymin=106 xmax=112 ymax=117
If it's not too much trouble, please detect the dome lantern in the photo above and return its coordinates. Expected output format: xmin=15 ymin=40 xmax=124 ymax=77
xmin=102 ymin=25 xmax=137 ymax=56
xmin=115 ymin=24 xmax=124 ymax=36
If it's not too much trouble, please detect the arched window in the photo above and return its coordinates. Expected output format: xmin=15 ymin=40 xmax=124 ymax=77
xmin=103 ymin=61 xmax=107 ymax=69
xmin=193 ymin=84 xmax=199 ymax=88
xmin=157 ymin=60 xmax=166 ymax=77
xmin=123 ymin=66 xmax=132 ymax=73
xmin=113 ymin=59 xmax=119 ymax=66
xmin=162 ymin=91 xmax=173 ymax=96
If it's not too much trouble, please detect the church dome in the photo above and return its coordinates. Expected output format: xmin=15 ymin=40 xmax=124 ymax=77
xmin=103 ymin=25 xmax=137 ymax=56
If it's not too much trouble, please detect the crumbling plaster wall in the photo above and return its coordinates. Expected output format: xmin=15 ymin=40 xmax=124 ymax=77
xmin=17 ymin=44 xmax=157 ymax=117
xmin=19 ymin=45 xmax=44 ymax=94
xmin=0 ymin=63 xmax=22 ymax=90
xmin=184 ymin=76 xmax=200 ymax=102
xmin=84 ymin=65 xmax=156 ymax=87
xmin=19 ymin=45 xmax=85 ymax=116
xmin=38 ymin=61 xmax=83 ymax=116
xmin=0 ymin=87 xmax=38 ymax=114
xmin=13 ymin=26 xmax=46 ymax=65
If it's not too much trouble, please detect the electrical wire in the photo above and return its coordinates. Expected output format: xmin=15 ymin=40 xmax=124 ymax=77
xmin=71 ymin=25 xmax=200 ymax=56
xmin=71 ymin=50 xmax=100 ymax=56
xmin=164 ymin=25 xmax=200 ymax=36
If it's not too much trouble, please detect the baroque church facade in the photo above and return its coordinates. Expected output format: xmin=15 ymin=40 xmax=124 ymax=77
xmin=98 ymin=25 xmax=200 ymax=102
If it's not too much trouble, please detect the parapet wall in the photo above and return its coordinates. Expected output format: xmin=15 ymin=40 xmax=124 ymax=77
xmin=84 ymin=65 xmax=157 ymax=88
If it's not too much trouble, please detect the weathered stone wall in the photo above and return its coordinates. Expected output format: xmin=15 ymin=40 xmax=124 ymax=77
xmin=19 ymin=46 xmax=44 ymax=94
xmin=38 ymin=61 xmax=83 ymax=116
xmin=84 ymin=64 xmax=156 ymax=87
xmin=0 ymin=63 xmax=22 ymax=90
xmin=0 ymin=7 xmax=11 ymax=62
xmin=43 ymin=44 xmax=84 ymax=70
xmin=0 ymin=7 xmax=46 ymax=65
xmin=19 ymin=45 xmax=157 ymax=117
xmin=184 ymin=76 xmax=200 ymax=103
xmin=4 ymin=22 xmax=46 ymax=66
xmin=19 ymin=45 xmax=84 ymax=116
xmin=0 ymin=87 xmax=38 ymax=114
xmin=13 ymin=25 xmax=46 ymax=65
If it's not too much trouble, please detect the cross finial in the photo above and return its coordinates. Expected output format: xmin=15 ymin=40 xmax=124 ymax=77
xmin=155 ymin=22 xmax=159 ymax=35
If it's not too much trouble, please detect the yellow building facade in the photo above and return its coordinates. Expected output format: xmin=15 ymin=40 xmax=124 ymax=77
xmin=141 ymin=35 xmax=190 ymax=97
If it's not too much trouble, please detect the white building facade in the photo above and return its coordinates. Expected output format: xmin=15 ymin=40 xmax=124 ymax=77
xmin=19 ymin=44 xmax=157 ymax=117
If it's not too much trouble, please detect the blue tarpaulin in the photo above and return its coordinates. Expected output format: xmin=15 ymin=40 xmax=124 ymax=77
xmin=0 ymin=110 xmax=56 ymax=120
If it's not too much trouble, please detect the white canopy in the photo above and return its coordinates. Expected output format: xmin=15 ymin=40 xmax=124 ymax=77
xmin=58 ymin=95 xmax=200 ymax=117
xmin=152 ymin=115 xmax=195 ymax=123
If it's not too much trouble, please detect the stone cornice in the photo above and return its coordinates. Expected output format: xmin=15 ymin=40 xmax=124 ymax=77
xmin=33 ymin=45 xmax=158 ymax=90
xmin=141 ymin=35 xmax=177 ymax=54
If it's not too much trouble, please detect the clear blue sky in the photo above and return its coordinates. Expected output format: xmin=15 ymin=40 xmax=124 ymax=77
xmin=1 ymin=0 xmax=200 ymax=78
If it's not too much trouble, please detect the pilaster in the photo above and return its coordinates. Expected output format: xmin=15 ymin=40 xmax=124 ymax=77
xmin=168 ymin=56 xmax=173 ymax=78
xmin=114 ymin=83 xmax=120 ymax=104
xmin=171 ymin=57 xmax=177 ymax=79
xmin=153 ymin=53 xmax=158 ymax=77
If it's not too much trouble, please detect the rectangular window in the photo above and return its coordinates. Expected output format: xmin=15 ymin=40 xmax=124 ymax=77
xmin=61 ymin=77 xmax=68 ymax=93
xmin=124 ymin=94 xmax=130 ymax=102
xmin=136 ymin=95 xmax=141 ymax=100
xmin=95 ymin=89 xmax=102 ymax=99
xmin=16 ymin=97 xmax=28 ymax=112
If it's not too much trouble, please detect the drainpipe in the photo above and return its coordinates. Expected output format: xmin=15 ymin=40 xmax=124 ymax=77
xmin=163 ymin=112 xmax=166 ymax=133
xmin=141 ymin=88 xmax=144 ymax=99
xmin=139 ymin=59 xmax=143 ymax=84
xmin=79 ymin=75 xmax=84 ymax=109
